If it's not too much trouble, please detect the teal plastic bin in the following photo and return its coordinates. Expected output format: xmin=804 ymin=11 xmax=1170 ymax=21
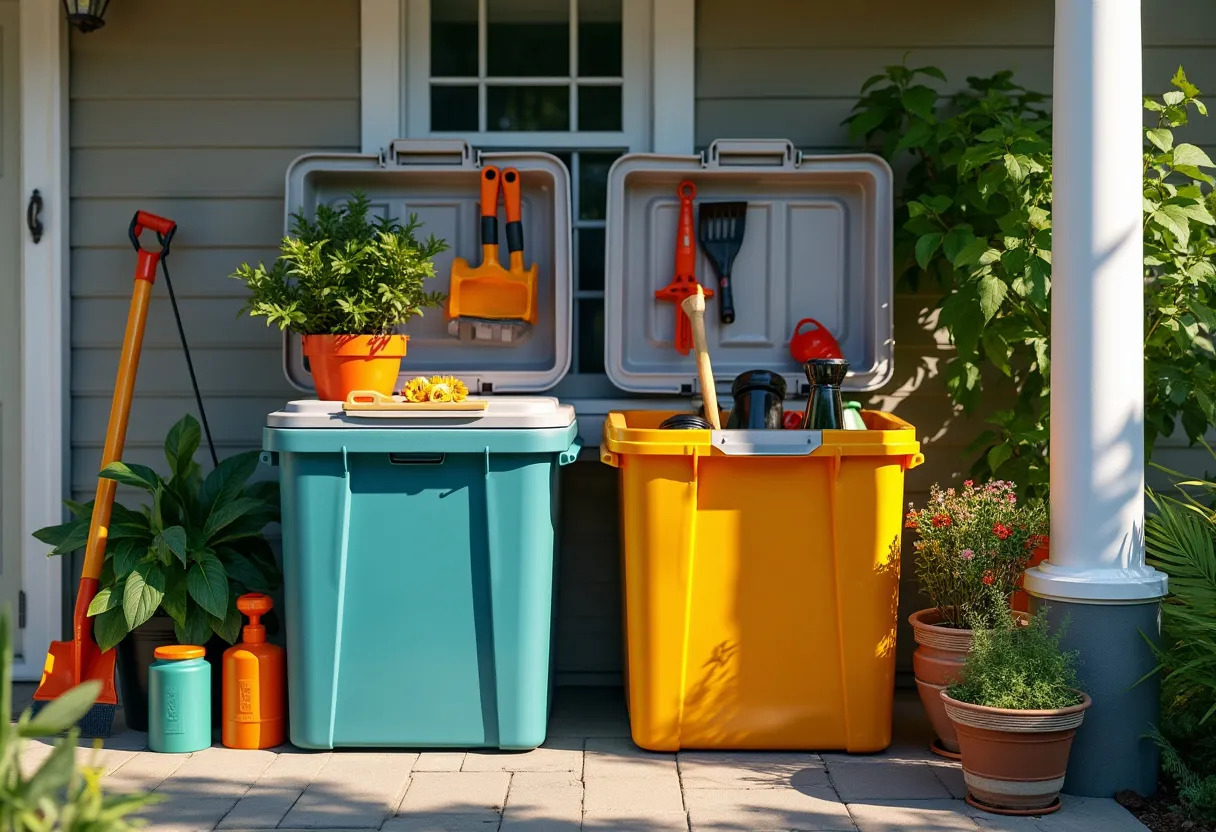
xmin=263 ymin=398 xmax=580 ymax=750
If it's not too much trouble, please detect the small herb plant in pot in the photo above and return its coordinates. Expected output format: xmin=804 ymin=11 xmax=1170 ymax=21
xmin=942 ymin=609 xmax=1090 ymax=816
xmin=34 ymin=414 xmax=282 ymax=730
xmin=231 ymin=192 xmax=448 ymax=401
xmin=905 ymin=480 xmax=1047 ymax=757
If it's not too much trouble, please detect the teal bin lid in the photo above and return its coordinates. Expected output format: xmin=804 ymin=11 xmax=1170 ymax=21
xmin=264 ymin=398 xmax=580 ymax=456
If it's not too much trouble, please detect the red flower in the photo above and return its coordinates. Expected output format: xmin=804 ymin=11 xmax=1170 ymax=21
xmin=992 ymin=522 xmax=1012 ymax=540
xmin=964 ymin=480 xmax=974 ymax=487
xmin=982 ymin=570 xmax=995 ymax=585
xmin=931 ymin=514 xmax=953 ymax=528
xmin=905 ymin=512 xmax=918 ymax=529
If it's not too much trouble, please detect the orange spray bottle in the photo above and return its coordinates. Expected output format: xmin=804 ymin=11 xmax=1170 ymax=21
xmin=222 ymin=593 xmax=286 ymax=749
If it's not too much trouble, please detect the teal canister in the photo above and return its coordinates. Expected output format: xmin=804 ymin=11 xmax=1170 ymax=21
xmin=148 ymin=645 xmax=211 ymax=752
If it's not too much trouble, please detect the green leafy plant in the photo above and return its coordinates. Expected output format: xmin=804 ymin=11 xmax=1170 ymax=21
xmin=1143 ymin=447 xmax=1216 ymax=820
xmin=1 ymin=611 xmax=159 ymax=830
xmin=848 ymin=65 xmax=1216 ymax=496
xmin=948 ymin=607 xmax=1083 ymax=710
xmin=906 ymin=479 xmax=1048 ymax=629
xmin=231 ymin=192 xmax=448 ymax=335
xmin=34 ymin=415 xmax=281 ymax=650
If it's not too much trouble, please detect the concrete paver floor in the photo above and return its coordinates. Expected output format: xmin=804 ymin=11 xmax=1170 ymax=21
xmin=11 ymin=685 xmax=1147 ymax=832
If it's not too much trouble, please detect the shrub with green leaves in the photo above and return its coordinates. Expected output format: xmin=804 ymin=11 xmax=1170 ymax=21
xmin=848 ymin=65 xmax=1216 ymax=497
xmin=948 ymin=608 xmax=1083 ymax=710
xmin=1 ymin=611 xmax=159 ymax=830
xmin=231 ymin=191 xmax=448 ymax=335
xmin=34 ymin=415 xmax=281 ymax=650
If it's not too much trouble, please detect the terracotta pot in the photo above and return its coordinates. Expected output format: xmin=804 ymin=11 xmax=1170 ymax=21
xmin=302 ymin=334 xmax=407 ymax=401
xmin=1011 ymin=537 xmax=1050 ymax=613
xmin=909 ymin=608 xmax=973 ymax=757
xmin=942 ymin=690 xmax=1091 ymax=815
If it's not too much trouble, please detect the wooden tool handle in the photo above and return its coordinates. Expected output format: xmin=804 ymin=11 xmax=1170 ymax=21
xmin=684 ymin=287 xmax=721 ymax=430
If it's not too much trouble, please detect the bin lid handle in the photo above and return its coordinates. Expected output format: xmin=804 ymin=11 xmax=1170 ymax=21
xmin=710 ymin=430 xmax=822 ymax=456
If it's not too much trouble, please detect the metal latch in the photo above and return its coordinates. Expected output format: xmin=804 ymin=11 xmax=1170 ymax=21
xmin=388 ymin=139 xmax=476 ymax=168
xmin=710 ymin=429 xmax=822 ymax=456
xmin=704 ymin=139 xmax=801 ymax=170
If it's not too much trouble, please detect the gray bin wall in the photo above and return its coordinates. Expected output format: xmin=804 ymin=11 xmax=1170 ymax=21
xmin=68 ymin=0 xmax=1216 ymax=684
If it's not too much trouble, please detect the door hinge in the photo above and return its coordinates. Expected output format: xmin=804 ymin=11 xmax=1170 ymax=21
xmin=18 ymin=590 xmax=26 ymax=628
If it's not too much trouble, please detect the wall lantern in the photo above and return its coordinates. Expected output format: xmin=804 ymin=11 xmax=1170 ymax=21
xmin=63 ymin=0 xmax=109 ymax=34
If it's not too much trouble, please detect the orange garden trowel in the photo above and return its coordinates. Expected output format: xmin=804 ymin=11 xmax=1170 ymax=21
xmin=447 ymin=166 xmax=538 ymax=344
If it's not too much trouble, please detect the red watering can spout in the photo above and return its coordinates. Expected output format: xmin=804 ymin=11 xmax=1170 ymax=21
xmin=789 ymin=318 xmax=844 ymax=363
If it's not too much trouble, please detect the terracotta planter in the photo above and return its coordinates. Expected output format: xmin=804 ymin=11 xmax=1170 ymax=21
xmin=1011 ymin=537 xmax=1050 ymax=613
xmin=909 ymin=608 xmax=973 ymax=758
xmin=302 ymin=334 xmax=407 ymax=401
xmin=942 ymin=690 xmax=1091 ymax=815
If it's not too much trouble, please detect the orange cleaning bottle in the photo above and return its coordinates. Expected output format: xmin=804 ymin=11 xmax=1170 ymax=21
xmin=222 ymin=593 xmax=286 ymax=749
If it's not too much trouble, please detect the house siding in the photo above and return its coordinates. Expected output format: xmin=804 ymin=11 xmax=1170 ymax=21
xmin=696 ymin=0 xmax=1216 ymax=675
xmin=65 ymin=0 xmax=1216 ymax=686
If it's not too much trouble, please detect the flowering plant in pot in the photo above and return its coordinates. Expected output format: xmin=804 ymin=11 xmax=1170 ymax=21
xmin=231 ymin=192 xmax=448 ymax=400
xmin=942 ymin=608 xmax=1090 ymax=816
xmin=905 ymin=480 xmax=1047 ymax=757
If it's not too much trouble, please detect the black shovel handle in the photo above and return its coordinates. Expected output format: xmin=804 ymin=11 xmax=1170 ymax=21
xmin=718 ymin=273 xmax=735 ymax=324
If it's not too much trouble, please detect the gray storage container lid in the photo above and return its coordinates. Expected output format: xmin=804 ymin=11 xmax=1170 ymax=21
xmin=281 ymin=140 xmax=572 ymax=394
xmin=604 ymin=139 xmax=894 ymax=395
xmin=266 ymin=397 xmax=575 ymax=430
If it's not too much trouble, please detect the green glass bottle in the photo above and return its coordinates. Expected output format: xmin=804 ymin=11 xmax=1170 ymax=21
xmin=802 ymin=359 xmax=849 ymax=430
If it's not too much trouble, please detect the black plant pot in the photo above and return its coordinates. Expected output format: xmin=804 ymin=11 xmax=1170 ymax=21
xmin=115 ymin=615 xmax=229 ymax=732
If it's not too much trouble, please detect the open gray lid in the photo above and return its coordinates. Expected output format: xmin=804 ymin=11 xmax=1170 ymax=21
xmin=604 ymin=139 xmax=894 ymax=395
xmin=282 ymin=140 xmax=572 ymax=394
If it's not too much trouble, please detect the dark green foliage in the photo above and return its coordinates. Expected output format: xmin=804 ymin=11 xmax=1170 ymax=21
xmin=34 ymin=415 xmax=281 ymax=650
xmin=231 ymin=192 xmax=448 ymax=335
xmin=848 ymin=65 xmax=1216 ymax=497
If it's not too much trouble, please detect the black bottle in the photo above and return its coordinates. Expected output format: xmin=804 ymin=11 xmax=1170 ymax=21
xmin=802 ymin=359 xmax=849 ymax=429
xmin=725 ymin=369 xmax=786 ymax=429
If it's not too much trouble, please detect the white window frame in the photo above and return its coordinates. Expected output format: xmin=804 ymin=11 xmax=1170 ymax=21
xmin=14 ymin=0 xmax=69 ymax=680
xmin=360 ymin=0 xmax=694 ymax=157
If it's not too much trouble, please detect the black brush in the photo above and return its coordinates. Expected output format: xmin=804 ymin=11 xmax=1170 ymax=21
xmin=698 ymin=202 xmax=748 ymax=325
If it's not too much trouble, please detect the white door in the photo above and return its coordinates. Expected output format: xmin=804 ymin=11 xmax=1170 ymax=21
xmin=0 ymin=0 xmax=21 ymax=654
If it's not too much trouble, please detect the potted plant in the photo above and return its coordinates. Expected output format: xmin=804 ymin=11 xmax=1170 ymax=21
xmin=34 ymin=414 xmax=281 ymax=731
xmin=905 ymin=480 xmax=1047 ymax=758
xmin=942 ymin=609 xmax=1090 ymax=815
xmin=231 ymin=192 xmax=449 ymax=401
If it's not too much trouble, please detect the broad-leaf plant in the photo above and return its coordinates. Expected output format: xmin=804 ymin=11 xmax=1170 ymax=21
xmin=35 ymin=415 xmax=281 ymax=650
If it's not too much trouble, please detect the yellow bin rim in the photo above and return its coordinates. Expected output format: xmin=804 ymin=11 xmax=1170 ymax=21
xmin=600 ymin=409 xmax=923 ymax=467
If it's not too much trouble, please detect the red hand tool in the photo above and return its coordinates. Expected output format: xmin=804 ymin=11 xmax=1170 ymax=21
xmin=655 ymin=180 xmax=713 ymax=355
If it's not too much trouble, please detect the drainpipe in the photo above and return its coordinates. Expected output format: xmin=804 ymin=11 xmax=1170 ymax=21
xmin=1022 ymin=0 xmax=1168 ymax=798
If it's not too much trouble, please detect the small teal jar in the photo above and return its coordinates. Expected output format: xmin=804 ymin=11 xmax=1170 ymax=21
xmin=148 ymin=645 xmax=211 ymax=752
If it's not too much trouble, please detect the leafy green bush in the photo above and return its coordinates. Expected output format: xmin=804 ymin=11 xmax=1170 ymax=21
xmin=1144 ymin=447 xmax=1216 ymax=819
xmin=848 ymin=65 xmax=1216 ymax=497
xmin=34 ymin=415 xmax=281 ymax=650
xmin=905 ymin=479 xmax=1047 ymax=629
xmin=948 ymin=608 xmax=1083 ymax=710
xmin=1 ymin=612 xmax=158 ymax=830
xmin=231 ymin=192 xmax=448 ymax=335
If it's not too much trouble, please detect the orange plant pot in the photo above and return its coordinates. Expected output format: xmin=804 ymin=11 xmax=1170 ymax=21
xmin=1011 ymin=537 xmax=1050 ymax=613
xmin=302 ymin=334 xmax=408 ymax=401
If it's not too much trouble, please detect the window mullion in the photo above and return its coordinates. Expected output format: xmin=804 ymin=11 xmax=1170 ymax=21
xmin=477 ymin=0 xmax=488 ymax=133
xmin=569 ymin=0 xmax=579 ymax=132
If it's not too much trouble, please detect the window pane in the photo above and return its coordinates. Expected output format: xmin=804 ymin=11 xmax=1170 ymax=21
xmin=578 ymin=228 xmax=606 ymax=291
xmin=487 ymin=86 xmax=570 ymax=131
xmin=578 ymin=298 xmax=605 ymax=374
xmin=431 ymin=0 xmax=478 ymax=77
xmin=578 ymin=151 xmax=620 ymax=220
xmin=578 ymin=0 xmax=622 ymax=77
xmin=577 ymin=85 xmax=622 ymax=131
xmin=487 ymin=0 xmax=569 ymax=77
xmin=431 ymin=86 xmax=479 ymax=131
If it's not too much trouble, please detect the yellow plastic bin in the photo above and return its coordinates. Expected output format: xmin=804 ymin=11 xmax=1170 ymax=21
xmin=600 ymin=410 xmax=922 ymax=752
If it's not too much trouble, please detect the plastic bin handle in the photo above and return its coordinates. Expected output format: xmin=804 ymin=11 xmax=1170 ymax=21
xmin=710 ymin=430 xmax=823 ymax=456
xmin=559 ymin=436 xmax=584 ymax=466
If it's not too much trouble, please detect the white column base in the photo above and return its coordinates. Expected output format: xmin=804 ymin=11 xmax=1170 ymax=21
xmin=1024 ymin=562 xmax=1167 ymax=604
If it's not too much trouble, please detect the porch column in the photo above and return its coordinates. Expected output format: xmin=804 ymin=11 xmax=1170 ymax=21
xmin=1022 ymin=0 xmax=1168 ymax=798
